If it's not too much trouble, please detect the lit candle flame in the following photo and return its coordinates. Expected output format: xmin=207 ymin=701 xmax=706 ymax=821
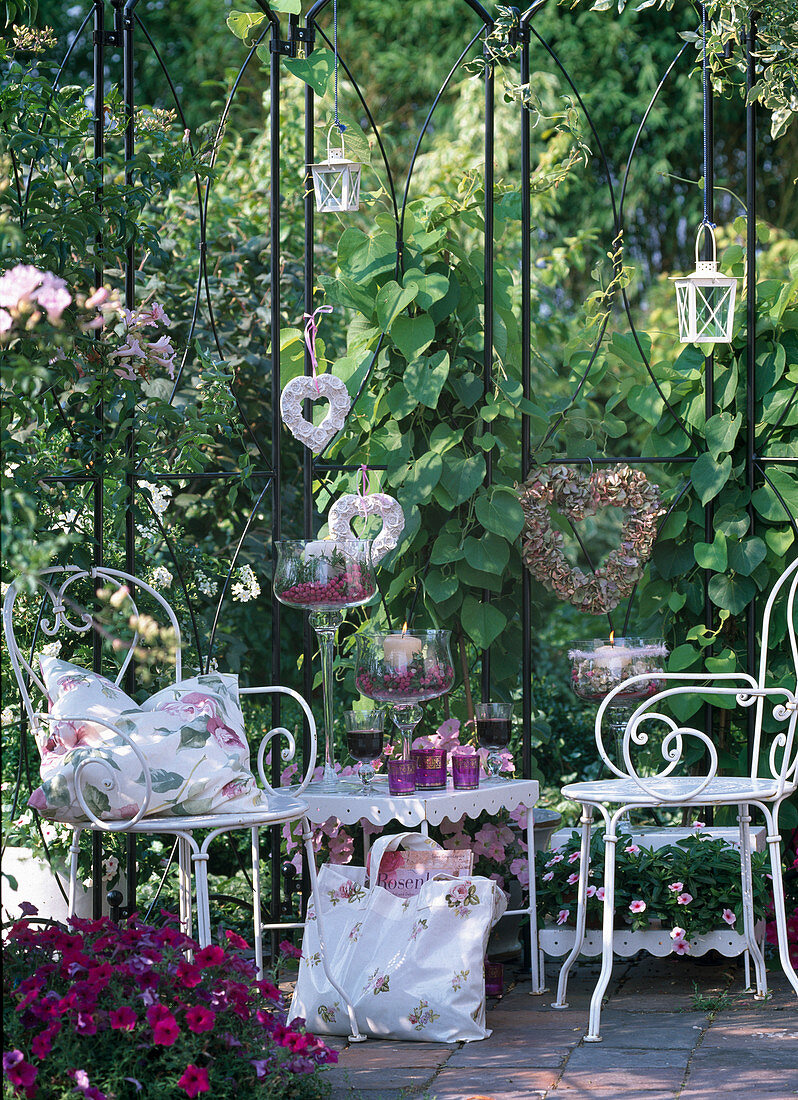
xmin=401 ymin=621 xmax=409 ymax=636
xmin=609 ymin=630 xmax=615 ymax=647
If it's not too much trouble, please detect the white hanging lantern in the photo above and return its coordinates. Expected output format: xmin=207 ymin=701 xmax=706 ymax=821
xmin=672 ymin=223 xmax=738 ymax=344
xmin=309 ymin=126 xmax=361 ymax=213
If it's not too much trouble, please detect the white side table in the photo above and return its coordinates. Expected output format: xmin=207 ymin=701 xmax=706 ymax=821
xmin=297 ymin=776 xmax=544 ymax=993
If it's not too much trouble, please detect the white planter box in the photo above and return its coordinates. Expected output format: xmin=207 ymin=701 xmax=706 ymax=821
xmin=539 ymin=923 xmax=764 ymax=961
xmin=1 ymin=846 xmax=123 ymax=923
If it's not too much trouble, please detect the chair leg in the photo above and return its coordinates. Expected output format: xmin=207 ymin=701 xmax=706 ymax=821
xmin=302 ymin=816 xmax=364 ymax=1042
xmin=586 ymin=809 xmax=623 ymax=1042
xmin=251 ymin=827 xmax=264 ymax=980
xmin=762 ymin=804 xmax=798 ymax=997
xmin=192 ymin=849 xmax=212 ymax=949
xmin=737 ymin=803 xmax=768 ymax=997
xmin=178 ymin=837 xmax=193 ymax=940
xmin=67 ymin=828 xmax=83 ymax=919
xmin=526 ymin=803 xmax=543 ymax=994
xmin=553 ymin=807 xmax=594 ymax=1009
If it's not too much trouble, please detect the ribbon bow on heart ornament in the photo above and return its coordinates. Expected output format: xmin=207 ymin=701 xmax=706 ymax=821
xmin=518 ymin=464 xmax=664 ymax=615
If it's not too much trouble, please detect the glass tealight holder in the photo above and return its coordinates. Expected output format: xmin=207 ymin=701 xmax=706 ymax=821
xmin=452 ymin=751 xmax=480 ymax=790
xmin=410 ymin=747 xmax=447 ymax=790
xmin=344 ymin=709 xmax=385 ymax=794
xmin=387 ymin=757 xmax=416 ymax=795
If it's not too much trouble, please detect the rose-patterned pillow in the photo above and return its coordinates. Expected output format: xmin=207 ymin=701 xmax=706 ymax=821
xmin=29 ymin=658 xmax=265 ymax=823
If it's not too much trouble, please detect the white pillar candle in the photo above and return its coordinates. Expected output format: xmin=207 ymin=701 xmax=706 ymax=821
xmin=592 ymin=643 xmax=630 ymax=672
xmin=383 ymin=632 xmax=423 ymax=673
xmin=303 ymin=540 xmax=335 ymax=583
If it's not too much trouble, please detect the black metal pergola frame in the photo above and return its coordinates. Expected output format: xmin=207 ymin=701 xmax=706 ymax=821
xmin=8 ymin=0 xmax=796 ymax=925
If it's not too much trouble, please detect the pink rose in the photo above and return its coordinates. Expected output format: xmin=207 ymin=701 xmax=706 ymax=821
xmin=207 ymin=714 xmax=244 ymax=750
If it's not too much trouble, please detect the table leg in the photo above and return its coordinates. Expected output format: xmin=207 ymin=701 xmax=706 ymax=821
xmin=526 ymin=805 xmax=543 ymax=994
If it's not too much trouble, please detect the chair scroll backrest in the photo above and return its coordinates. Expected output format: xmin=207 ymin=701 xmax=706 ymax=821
xmin=594 ymin=557 xmax=798 ymax=801
xmin=3 ymin=566 xmax=184 ymax=732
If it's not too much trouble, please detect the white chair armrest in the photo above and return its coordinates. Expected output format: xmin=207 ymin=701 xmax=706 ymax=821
xmin=239 ymin=685 xmax=318 ymax=795
xmin=35 ymin=712 xmax=153 ymax=829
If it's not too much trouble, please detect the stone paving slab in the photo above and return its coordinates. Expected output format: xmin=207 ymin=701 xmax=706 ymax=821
xmin=318 ymin=956 xmax=797 ymax=1098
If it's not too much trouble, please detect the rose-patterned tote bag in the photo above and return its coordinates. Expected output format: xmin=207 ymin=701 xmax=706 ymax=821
xmin=290 ymin=832 xmax=507 ymax=1042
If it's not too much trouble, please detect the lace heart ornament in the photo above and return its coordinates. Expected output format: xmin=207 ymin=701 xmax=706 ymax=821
xmin=327 ymin=493 xmax=405 ymax=564
xmin=280 ymin=374 xmax=351 ymax=454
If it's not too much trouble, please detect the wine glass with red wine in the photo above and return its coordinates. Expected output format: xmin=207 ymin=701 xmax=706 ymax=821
xmin=475 ymin=702 xmax=513 ymax=779
xmin=344 ymin=710 xmax=385 ymax=793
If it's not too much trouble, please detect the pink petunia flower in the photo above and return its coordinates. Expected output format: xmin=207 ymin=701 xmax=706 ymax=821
xmin=147 ymin=1003 xmax=179 ymax=1046
xmin=185 ymin=1006 xmax=215 ymax=1034
xmin=177 ymin=1064 xmax=210 ymax=1097
xmin=556 ymin=909 xmax=570 ymax=925
xmin=668 ymin=881 xmax=684 ymax=893
xmin=676 ymin=893 xmax=693 ymax=906
xmin=194 ymin=945 xmax=225 ymax=967
xmin=722 ymin=908 xmax=737 ymax=926
xmin=109 ymin=1005 xmax=137 ymax=1030
xmin=629 ymin=899 xmax=647 ymax=914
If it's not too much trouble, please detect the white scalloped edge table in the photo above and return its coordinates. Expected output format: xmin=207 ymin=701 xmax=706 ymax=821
xmin=295 ymin=776 xmax=544 ymax=994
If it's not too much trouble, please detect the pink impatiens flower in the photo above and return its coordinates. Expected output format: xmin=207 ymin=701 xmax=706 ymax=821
xmin=596 ymin=887 xmax=605 ymax=901
xmin=668 ymin=882 xmax=684 ymax=893
xmin=722 ymin=908 xmax=736 ymax=926
xmin=629 ymin=899 xmax=647 ymax=914
xmin=556 ymin=909 xmax=570 ymax=925
xmin=542 ymin=871 xmax=554 ymax=883
xmin=672 ymin=935 xmax=691 ymax=955
xmin=624 ymin=844 xmax=640 ymax=855
xmin=567 ymin=872 xmax=580 ymax=885
xmin=568 ymin=851 xmax=580 ymax=863
xmin=676 ymin=893 xmax=693 ymax=906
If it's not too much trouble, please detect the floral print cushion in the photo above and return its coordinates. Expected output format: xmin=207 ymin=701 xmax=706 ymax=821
xmin=29 ymin=658 xmax=264 ymax=823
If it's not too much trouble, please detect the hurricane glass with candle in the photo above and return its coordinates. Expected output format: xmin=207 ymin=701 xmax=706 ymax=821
xmin=354 ymin=629 xmax=455 ymax=760
xmin=274 ymin=539 xmax=376 ymax=791
xmin=569 ymin=636 xmax=667 ymax=764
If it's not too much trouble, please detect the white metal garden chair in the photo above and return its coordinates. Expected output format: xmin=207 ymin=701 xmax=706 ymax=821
xmin=3 ymin=565 xmax=364 ymax=1037
xmin=553 ymin=557 xmax=798 ymax=1040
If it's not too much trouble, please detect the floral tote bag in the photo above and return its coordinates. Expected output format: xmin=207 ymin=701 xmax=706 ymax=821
xmin=290 ymin=833 xmax=507 ymax=1042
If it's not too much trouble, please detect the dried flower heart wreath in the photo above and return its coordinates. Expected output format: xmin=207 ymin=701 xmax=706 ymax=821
xmin=518 ymin=464 xmax=664 ymax=615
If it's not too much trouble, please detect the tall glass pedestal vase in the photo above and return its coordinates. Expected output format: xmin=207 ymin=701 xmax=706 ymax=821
xmin=274 ymin=540 xmax=376 ymax=792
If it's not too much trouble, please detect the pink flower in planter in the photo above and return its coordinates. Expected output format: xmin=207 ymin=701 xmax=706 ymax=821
xmin=629 ymin=899 xmax=647 ymax=914
xmin=177 ymin=1064 xmax=209 ymax=1097
xmin=509 ymin=858 xmax=529 ymax=888
xmin=568 ymin=851 xmax=580 ymax=863
xmin=567 ymin=873 xmax=580 ymax=885
xmin=109 ymin=1005 xmax=137 ymax=1030
xmin=670 ymin=926 xmax=686 ymax=939
xmin=624 ymin=844 xmax=640 ymax=855
xmin=672 ymin=935 xmax=691 ymax=955
xmin=722 ymin=908 xmax=737 ymax=926
xmin=545 ymin=854 xmax=564 ymax=867
xmin=668 ymin=881 xmax=684 ymax=893
xmin=676 ymin=893 xmax=693 ymax=906
xmin=587 ymin=885 xmax=597 ymax=898
xmin=556 ymin=909 xmax=570 ymax=925
xmin=596 ymin=887 xmax=605 ymax=901
xmin=542 ymin=871 xmax=554 ymax=882
xmin=692 ymin=821 xmax=705 ymax=829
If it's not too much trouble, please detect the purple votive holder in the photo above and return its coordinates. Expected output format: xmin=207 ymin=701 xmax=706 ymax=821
xmin=452 ymin=751 xmax=480 ymax=790
xmin=485 ymin=960 xmax=503 ymax=997
xmin=410 ymin=747 xmax=448 ymax=790
xmin=387 ymin=758 xmax=416 ymax=795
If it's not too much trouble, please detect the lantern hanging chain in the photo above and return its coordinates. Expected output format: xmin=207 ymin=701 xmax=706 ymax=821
xmin=701 ymin=3 xmax=714 ymax=229
xmin=333 ymin=0 xmax=346 ymax=135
